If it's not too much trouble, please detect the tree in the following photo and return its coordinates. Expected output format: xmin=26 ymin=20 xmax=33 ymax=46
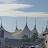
xmin=37 ymin=38 xmax=45 ymax=42
xmin=22 ymin=35 xmax=28 ymax=39
xmin=21 ymin=35 xmax=31 ymax=42
xmin=31 ymin=32 xmax=38 ymax=42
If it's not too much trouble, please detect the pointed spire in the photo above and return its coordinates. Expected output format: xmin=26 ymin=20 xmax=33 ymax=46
xmin=46 ymin=25 xmax=48 ymax=30
xmin=26 ymin=16 xmax=27 ymax=26
xmin=34 ymin=19 xmax=36 ymax=29
xmin=46 ymin=21 xmax=48 ymax=29
xmin=44 ymin=21 xmax=48 ymax=32
xmin=23 ymin=16 xmax=30 ymax=31
xmin=15 ymin=20 xmax=18 ymax=31
xmin=16 ymin=20 xmax=18 ymax=30
xmin=1 ymin=18 xmax=3 ymax=27
xmin=24 ymin=16 xmax=29 ymax=29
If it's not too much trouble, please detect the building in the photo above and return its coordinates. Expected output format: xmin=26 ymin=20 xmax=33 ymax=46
xmin=43 ymin=27 xmax=48 ymax=48
xmin=43 ymin=21 xmax=48 ymax=48
xmin=32 ymin=20 xmax=38 ymax=35
xmin=0 ymin=23 xmax=5 ymax=48
xmin=0 ymin=17 xmax=39 ymax=39
xmin=0 ymin=17 xmax=39 ymax=48
xmin=12 ymin=17 xmax=38 ymax=39
xmin=12 ymin=17 xmax=32 ymax=39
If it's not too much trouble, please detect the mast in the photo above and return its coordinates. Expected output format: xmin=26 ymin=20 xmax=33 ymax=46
xmin=15 ymin=20 xmax=18 ymax=31
xmin=46 ymin=21 xmax=48 ymax=29
xmin=1 ymin=18 xmax=2 ymax=27
xmin=26 ymin=16 xmax=27 ymax=26
xmin=34 ymin=19 xmax=36 ymax=29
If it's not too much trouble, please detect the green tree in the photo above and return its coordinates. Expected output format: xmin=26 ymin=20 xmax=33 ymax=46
xmin=31 ymin=32 xmax=38 ymax=42
xmin=21 ymin=35 xmax=31 ymax=42
xmin=37 ymin=38 xmax=45 ymax=42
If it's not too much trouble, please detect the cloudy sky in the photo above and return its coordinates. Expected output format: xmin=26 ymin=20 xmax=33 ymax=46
xmin=0 ymin=0 xmax=48 ymax=33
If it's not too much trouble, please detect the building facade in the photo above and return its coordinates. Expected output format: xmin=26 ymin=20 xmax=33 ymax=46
xmin=43 ymin=21 xmax=48 ymax=48
xmin=0 ymin=26 xmax=5 ymax=48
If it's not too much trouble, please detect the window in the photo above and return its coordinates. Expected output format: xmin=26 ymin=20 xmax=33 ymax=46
xmin=46 ymin=41 xmax=47 ymax=43
xmin=31 ymin=47 xmax=35 ymax=48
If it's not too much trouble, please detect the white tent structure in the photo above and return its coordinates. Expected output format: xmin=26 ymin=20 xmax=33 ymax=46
xmin=12 ymin=17 xmax=32 ymax=39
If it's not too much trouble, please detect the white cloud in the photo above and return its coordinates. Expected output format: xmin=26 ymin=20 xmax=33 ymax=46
xmin=0 ymin=0 xmax=13 ymax=3
xmin=0 ymin=11 xmax=48 ymax=17
xmin=0 ymin=4 xmax=32 ymax=11
xmin=0 ymin=4 xmax=48 ymax=17
xmin=0 ymin=0 xmax=21 ymax=4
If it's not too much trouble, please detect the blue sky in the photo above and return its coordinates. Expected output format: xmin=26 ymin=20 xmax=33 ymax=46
xmin=16 ymin=0 xmax=48 ymax=12
xmin=0 ymin=0 xmax=48 ymax=33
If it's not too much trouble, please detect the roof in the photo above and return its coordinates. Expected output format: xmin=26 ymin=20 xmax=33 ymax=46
xmin=0 ymin=25 xmax=13 ymax=39
xmin=43 ymin=27 xmax=48 ymax=35
xmin=12 ymin=25 xmax=32 ymax=39
xmin=32 ymin=25 xmax=38 ymax=34
xmin=21 ymin=25 xmax=32 ymax=37
xmin=12 ymin=30 xmax=23 ymax=39
xmin=44 ymin=27 xmax=48 ymax=32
